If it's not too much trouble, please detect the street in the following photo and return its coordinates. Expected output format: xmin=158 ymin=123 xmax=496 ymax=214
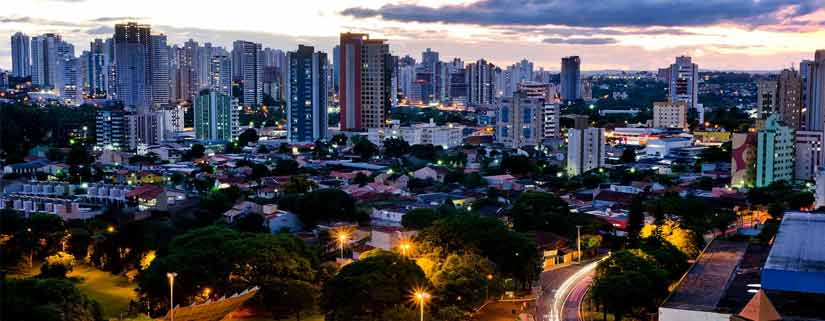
xmin=536 ymin=259 xmax=601 ymax=321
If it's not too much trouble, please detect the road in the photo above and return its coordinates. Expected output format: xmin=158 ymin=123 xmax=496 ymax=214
xmin=536 ymin=259 xmax=602 ymax=321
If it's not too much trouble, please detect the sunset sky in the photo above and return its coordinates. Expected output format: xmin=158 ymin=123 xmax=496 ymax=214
xmin=3 ymin=0 xmax=825 ymax=71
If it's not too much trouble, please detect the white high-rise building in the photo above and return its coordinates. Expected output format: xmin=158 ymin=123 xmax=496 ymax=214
xmin=496 ymin=92 xmax=545 ymax=148
xmin=30 ymin=33 xmax=63 ymax=89
xmin=160 ymin=105 xmax=185 ymax=137
xmin=667 ymin=56 xmax=699 ymax=111
xmin=150 ymin=34 xmax=170 ymax=106
xmin=567 ymin=127 xmax=606 ymax=176
xmin=209 ymin=54 xmax=232 ymax=95
xmin=11 ymin=32 xmax=31 ymax=78
xmin=232 ymin=40 xmax=263 ymax=107
xmin=795 ymin=130 xmax=823 ymax=181
xmin=652 ymin=102 xmax=688 ymax=128
xmin=543 ymin=103 xmax=561 ymax=139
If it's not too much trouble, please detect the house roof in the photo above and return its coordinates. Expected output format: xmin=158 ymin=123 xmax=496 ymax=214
xmin=125 ymin=185 xmax=164 ymax=200
xmin=737 ymin=290 xmax=781 ymax=321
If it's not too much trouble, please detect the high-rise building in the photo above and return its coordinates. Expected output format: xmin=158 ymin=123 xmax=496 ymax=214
xmin=150 ymin=34 xmax=170 ymax=106
xmin=60 ymin=56 xmax=81 ymax=105
xmin=30 ymin=33 xmax=62 ymax=89
xmin=332 ymin=45 xmax=340 ymax=92
xmin=666 ymin=56 xmax=699 ymax=111
xmin=560 ymin=56 xmax=581 ymax=101
xmin=339 ymin=32 xmax=392 ymax=130
xmin=86 ymin=39 xmax=108 ymax=98
xmin=262 ymin=66 xmax=282 ymax=102
xmin=286 ymin=45 xmax=328 ymax=143
xmin=652 ymin=102 xmax=688 ymax=128
xmin=467 ymin=59 xmax=495 ymax=106
xmin=160 ymin=105 xmax=185 ymax=137
xmin=756 ymin=115 xmax=795 ymax=187
xmin=795 ymin=130 xmax=823 ymax=181
xmin=567 ymin=127 xmax=605 ymax=175
xmin=496 ymin=91 xmax=545 ymax=148
xmin=543 ymin=103 xmax=561 ymax=140
xmin=96 ymin=108 xmax=135 ymax=151
xmin=11 ymin=32 xmax=31 ymax=78
xmin=209 ymin=54 xmax=232 ymax=96
xmin=114 ymin=22 xmax=152 ymax=110
xmin=756 ymin=80 xmax=778 ymax=122
xmin=231 ymin=40 xmax=263 ymax=107
xmin=132 ymin=111 xmax=164 ymax=146
xmin=777 ymin=69 xmax=803 ymax=130
xmin=194 ymin=89 xmax=239 ymax=142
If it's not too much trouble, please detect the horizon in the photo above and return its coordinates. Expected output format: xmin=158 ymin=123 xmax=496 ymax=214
xmin=2 ymin=0 xmax=824 ymax=71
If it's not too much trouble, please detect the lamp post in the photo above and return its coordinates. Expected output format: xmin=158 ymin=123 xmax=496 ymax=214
xmin=576 ymin=225 xmax=582 ymax=264
xmin=166 ymin=272 xmax=177 ymax=321
xmin=414 ymin=290 xmax=430 ymax=321
xmin=336 ymin=232 xmax=349 ymax=260
xmin=486 ymin=274 xmax=493 ymax=301
xmin=400 ymin=241 xmax=411 ymax=257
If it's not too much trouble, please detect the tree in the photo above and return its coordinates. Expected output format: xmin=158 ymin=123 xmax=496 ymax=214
xmin=619 ymin=148 xmax=637 ymax=163
xmin=273 ymin=158 xmax=300 ymax=176
xmin=431 ymin=253 xmax=499 ymax=310
xmin=401 ymin=208 xmax=441 ymax=230
xmin=234 ymin=213 xmax=267 ymax=233
xmin=383 ymin=137 xmax=410 ymax=158
xmin=641 ymin=220 xmax=700 ymax=258
xmin=238 ymin=128 xmax=259 ymax=147
xmin=508 ymin=192 xmax=570 ymax=232
xmin=500 ymin=154 xmax=534 ymax=176
xmin=462 ymin=172 xmax=487 ymax=188
xmin=320 ymin=251 xmax=427 ymax=321
xmin=263 ymin=280 xmax=318 ymax=321
xmin=353 ymin=137 xmax=379 ymax=159
xmin=626 ymin=196 xmax=645 ymax=248
xmin=330 ymin=133 xmax=348 ymax=147
xmin=590 ymin=251 xmax=669 ymax=321
xmin=283 ymin=175 xmax=318 ymax=193
xmin=39 ymin=251 xmax=76 ymax=278
xmin=3 ymin=277 xmax=104 ymax=321
xmin=278 ymin=189 xmax=363 ymax=227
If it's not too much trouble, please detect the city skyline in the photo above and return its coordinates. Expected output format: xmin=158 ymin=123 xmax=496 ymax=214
xmin=2 ymin=0 xmax=825 ymax=71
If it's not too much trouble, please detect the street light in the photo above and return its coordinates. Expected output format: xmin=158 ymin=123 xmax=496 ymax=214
xmin=166 ymin=272 xmax=177 ymax=321
xmin=414 ymin=290 xmax=431 ymax=321
xmin=399 ymin=241 xmax=412 ymax=257
xmin=486 ymin=274 xmax=493 ymax=301
xmin=335 ymin=231 xmax=349 ymax=260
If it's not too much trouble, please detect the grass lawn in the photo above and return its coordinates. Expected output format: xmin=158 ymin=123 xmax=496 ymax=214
xmin=68 ymin=265 xmax=137 ymax=319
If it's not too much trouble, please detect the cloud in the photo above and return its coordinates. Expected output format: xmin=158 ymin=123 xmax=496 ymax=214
xmin=86 ymin=25 xmax=114 ymax=35
xmin=542 ymin=37 xmax=618 ymax=45
xmin=90 ymin=16 xmax=146 ymax=22
xmin=0 ymin=16 xmax=33 ymax=23
xmin=342 ymin=0 xmax=822 ymax=28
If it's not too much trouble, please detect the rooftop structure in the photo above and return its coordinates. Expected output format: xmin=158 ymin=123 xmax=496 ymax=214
xmin=762 ymin=212 xmax=825 ymax=294
xmin=661 ymin=240 xmax=748 ymax=312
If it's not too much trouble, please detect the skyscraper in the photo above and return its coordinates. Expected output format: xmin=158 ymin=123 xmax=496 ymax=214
xmin=114 ymin=22 xmax=152 ymax=110
xmin=795 ymin=130 xmax=823 ymax=181
xmin=560 ymin=56 xmax=581 ymax=101
xmin=286 ymin=45 xmax=328 ymax=142
xmin=805 ymin=51 xmax=825 ymax=131
xmin=777 ymin=69 xmax=803 ymax=130
xmin=339 ymin=32 xmax=392 ymax=130
xmin=467 ymin=59 xmax=495 ymax=106
xmin=194 ymin=89 xmax=239 ymax=141
xmin=209 ymin=54 xmax=232 ymax=96
xmin=30 ymin=33 xmax=62 ymax=89
xmin=86 ymin=39 xmax=108 ymax=98
xmin=232 ymin=40 xmax=263 ymax=107
xmin=150 ymin=34 xmax=170 ymax=106
xmin=667 ymin=56 xmax=699 ymax=111
xmin=11 ymin=32 xmax=30 ymax=78
xmin=756 ymin=115 xmax=795 ymax=187
xmin=756 ymin=80 xmax=778 ymax=122
xmin=567 ymin=127 xmax=605 ymax=175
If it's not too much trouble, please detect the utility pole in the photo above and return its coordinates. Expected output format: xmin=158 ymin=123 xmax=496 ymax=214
xmin=576 ymin=225 xmax=582 ymax=264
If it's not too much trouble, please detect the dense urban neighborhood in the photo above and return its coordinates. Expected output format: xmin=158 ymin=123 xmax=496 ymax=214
xmin=3 ymin=3 xmax=825 ymax=321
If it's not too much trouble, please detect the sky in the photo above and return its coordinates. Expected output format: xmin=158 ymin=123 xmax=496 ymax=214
xmin=2 ymin=0 xmax=825 ymax=71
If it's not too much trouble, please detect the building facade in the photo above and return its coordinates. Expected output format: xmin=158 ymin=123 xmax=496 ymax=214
xmin=667 ymin=56 xmax=699 ymax=111
xmin=286 ymin=45 xmax=328 ymax=142
xmin=756 ymin=115 xmax=795 ymax=187
xmin=567 ymin=127 xmax=606 ymax=175
xmin=232 ymin=40 xmax=263 ymax=107
xmin=794 ymin=130 xmax=823 ymax=181
xmin=467 ymin=59 xmax=495 ymax=106
xmin=11 ymin=32 xmax=31 ymax=78
xmin=652 ymin=101 xmax=688 ymax=128
xmin=560 ymin=56 xmax=581 ymax=101
xmin=114 ymin=22 xmax=152 ymax=110
xmin=777 ymin=69 xmax=803 ymax=130
xmin=496 ymin=91 xmax=546 ymax=148
xmin=339 ymin=33 xmax=392 ymax=130
xmin=194 ymin=89 xmax=239 ymax=142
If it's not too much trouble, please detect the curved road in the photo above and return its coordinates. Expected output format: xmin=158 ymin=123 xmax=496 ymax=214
xmin=538 ymin=259 xmax=601 ymax=321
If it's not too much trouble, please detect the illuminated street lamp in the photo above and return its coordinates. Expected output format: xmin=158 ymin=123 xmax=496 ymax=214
xmin=336 ymin=231 xmax=349 ymax=260
xmin=414 ymin=290 xmax=431 ymax=321
xmin=399 ymin=241 xmax=412 ymax=257
xmin=486 ymin=274 xmax=493 ymax=301
xmin=167 ymin=272 xmax=178 ymax=321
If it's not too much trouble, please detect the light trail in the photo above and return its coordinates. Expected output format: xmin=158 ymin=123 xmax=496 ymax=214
xmin=548 ymin=259 xmax=603 ymax=321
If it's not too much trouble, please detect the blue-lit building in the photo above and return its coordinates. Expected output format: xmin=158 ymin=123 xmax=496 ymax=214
xmin=286 ymin=45 xmax=328 ymax=143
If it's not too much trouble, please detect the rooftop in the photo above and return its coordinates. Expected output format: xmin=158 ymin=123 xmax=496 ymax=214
xmin=662 ymin=240 xmax=748 ymax=311
xmin=762 ymin=212 xmax=825 ymax=295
